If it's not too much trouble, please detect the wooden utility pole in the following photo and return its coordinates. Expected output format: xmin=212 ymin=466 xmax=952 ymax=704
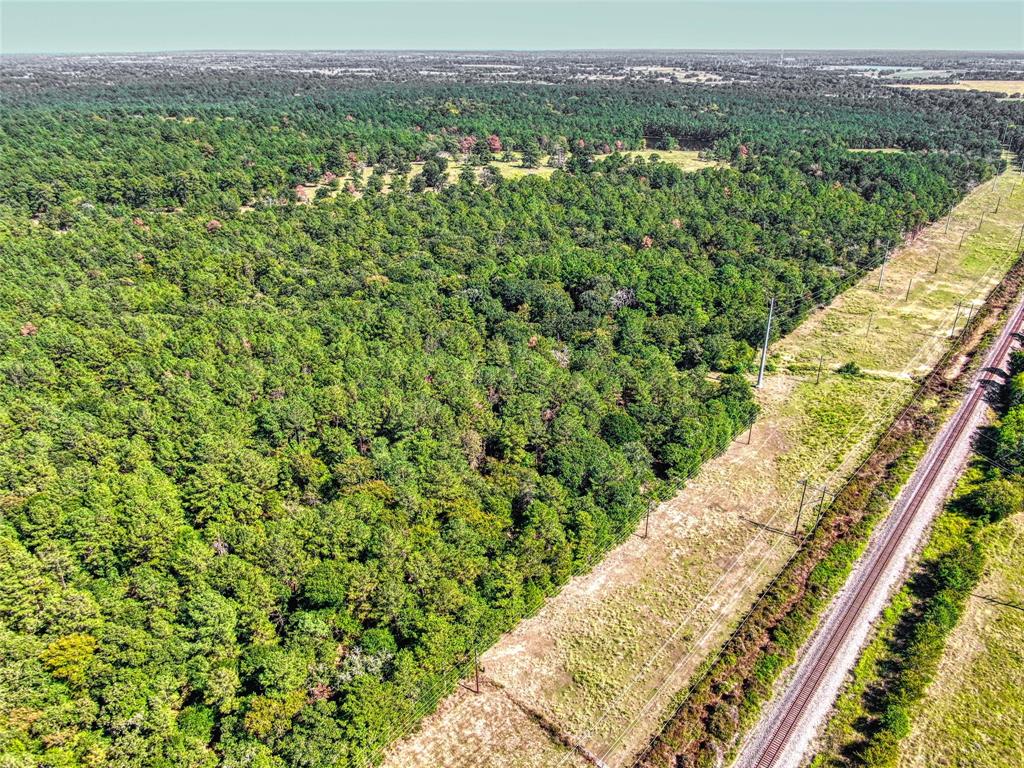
xmin=959 ymin=229 xmax=968 ymax=250
xmin=994 ymin=196 xmax=1002 ymax=214
xmin=640 ymin=501 xmax=653 ymax=539
xmin=1016 ymin=222 xmax=1024 ymax=253
xmin=950 ymin=299 xmax=963 ymax=337
xmin=866 ymin=311 xmax=874 ymax=335
xmin=756 ymin=296 xmax=775 ymax=388
xmin=964 ymin=302 xmax=975 ymax=328
xmin=461 ymin=650 xmax=482 ymax=693
xmin=977 ymin=213 xmax=985 ymax=232
xmin=905 ymin=277 xmax=913 ymax=301
xmin=934 ymin=250 xmax=942 ymax=273
xmin=815 ymin=483 xmax=829 ymax=519
xmin=815 ymin=353 xmax=825 ymax=384
xmin=877 ymin=257 xmax=887 ymax=291
xmin=944 ymin=212 xmax=952 ymax=233
xmin=795 ymin=478 xmax=809 ymax=535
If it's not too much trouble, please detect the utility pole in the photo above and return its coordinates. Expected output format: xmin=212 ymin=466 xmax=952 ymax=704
xmin=640 ymin=500 xmax=653 ymax=539
xmin=994 ymin=196 xmax=1002 ymax=214
xmin=866 ymin=311 xmax=874 ymax=335
xmin=934 ymin=250 xmax=942 ymax=273
xmin=877 ymin=257 xmax=887 ymax=291
xmin=795 ymin=478 xmax=809 ymax=535
xmin=905 ymin=277 xmax=913 ymax=301
xmin=815 ymin=353 xmax=825 ymax=384
xmin=756 ymin=296 xmax=775 ymax=388
xmin=462 ymin=649 xmax=482 ymax=693
xmin=959 ymin=229 xmax=968 ymax=250
xmin=816 ymin=483 xmax=829 ymax=520
xmin=747 ymin=421 xmax=753 ymax=444
xmin=978 ymin=213 xmax=985 ymax=232
xmin=1016 ymin=222 xmax=1024 ymax=253
xmin=964 ymin=302 xmax=975 ymax=328
xmin=950 ymin=300 xmax=963 ymax=337
xmin=945 ymin=212 xmax=952 ymax=233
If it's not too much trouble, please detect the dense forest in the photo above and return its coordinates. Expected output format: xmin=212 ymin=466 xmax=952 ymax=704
xmin=0 ymin=55 xmax=1018 ymax=767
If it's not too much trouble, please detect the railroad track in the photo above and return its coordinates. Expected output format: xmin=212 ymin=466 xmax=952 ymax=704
xmin=741 ymin=297 xmax=1024 ymax=768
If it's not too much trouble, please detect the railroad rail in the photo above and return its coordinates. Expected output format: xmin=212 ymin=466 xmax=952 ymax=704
xmin=743 ymin=297 xmax=1024 ymax=768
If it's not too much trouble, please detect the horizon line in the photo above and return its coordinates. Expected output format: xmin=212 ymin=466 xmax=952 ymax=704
xmin=5 ymin=47 xmax=1023 ymax=57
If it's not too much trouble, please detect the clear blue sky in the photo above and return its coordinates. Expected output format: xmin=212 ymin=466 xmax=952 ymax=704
xmin=2 ymin=1 xmax=1022 ymax=55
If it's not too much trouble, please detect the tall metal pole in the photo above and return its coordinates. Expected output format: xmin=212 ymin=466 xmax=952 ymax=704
xmin=756 ymin=296 xmax=775 ymax=388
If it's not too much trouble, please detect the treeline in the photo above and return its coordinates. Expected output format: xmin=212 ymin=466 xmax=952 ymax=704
xmin=0 ymin=75 xmax=1012 ymax=768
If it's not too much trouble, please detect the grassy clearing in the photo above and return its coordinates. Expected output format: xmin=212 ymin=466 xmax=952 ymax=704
xmin=612 ymin=149 xmax=718 ymax=171
xmin=296 ymin=149 xmax=713 ymax=200
xmin=893 ymin=80 xmax=1024 ymax=96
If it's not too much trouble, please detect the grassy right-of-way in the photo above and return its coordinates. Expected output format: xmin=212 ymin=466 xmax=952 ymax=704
xmin=637 ymin=160 xmax=1024 ymax=768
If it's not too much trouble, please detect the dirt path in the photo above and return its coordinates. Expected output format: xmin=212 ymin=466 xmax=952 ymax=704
xmin=732 ymin=291 xmax=1024 ymax=768
xmin=382 ymin=167 xmax=1024 ymax=768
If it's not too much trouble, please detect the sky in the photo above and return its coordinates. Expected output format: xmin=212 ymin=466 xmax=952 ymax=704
xmin=2 ymin=1 xmax=1022 ymax=55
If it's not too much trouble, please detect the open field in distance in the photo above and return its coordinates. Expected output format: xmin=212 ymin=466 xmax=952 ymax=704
xmin=893 ymin=80 xmax=1024 ymax=96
